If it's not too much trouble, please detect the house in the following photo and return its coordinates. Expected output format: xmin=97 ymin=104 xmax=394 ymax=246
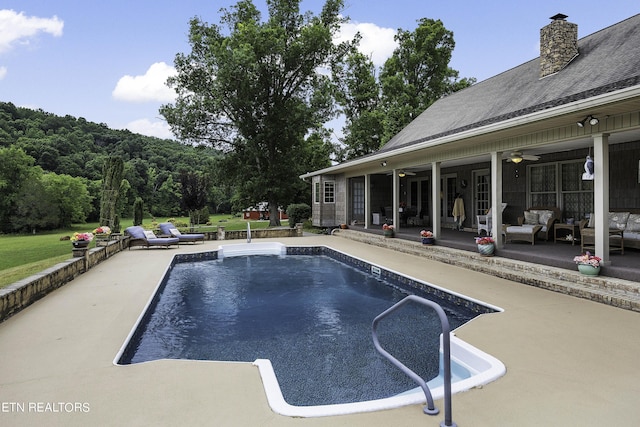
xmin=301 ymin=13 xmax=640 ymax=265
xmin=242 ymin=202 xmax=288 ymax=221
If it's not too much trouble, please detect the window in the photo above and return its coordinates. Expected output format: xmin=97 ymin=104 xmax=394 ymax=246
xmin=528 ymin=160 xmax=593 ymax=219
xmin=314 ymin=182 xmax=320 ymax=204
xmin=324 ymin=181 xmax=335 ymax=203
xmin=352 ymin=180 xmax=364 ymax=216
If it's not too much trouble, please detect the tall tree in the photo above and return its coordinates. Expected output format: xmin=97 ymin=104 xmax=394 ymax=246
xmin=100 ymin=156 xmax=124 ymax=231
xmin=179 ymin=171 xmax=210 ymax=226
xmin=332 ymin=50 xmax=385 ymax=160
xmin=161 ymin=0 xmax=351 ymax=226
xmin=379 ymin=18 xmax=476 ymax=142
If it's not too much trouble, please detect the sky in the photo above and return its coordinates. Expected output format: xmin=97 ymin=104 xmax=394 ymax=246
xmin=1 ymin=1 xmax=638 ymax=140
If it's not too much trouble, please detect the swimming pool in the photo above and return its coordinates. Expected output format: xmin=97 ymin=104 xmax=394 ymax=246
xmin=115 ymin=243 xmax=505 ymax=417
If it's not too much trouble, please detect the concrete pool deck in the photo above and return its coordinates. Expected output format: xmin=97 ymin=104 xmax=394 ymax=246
xmin=1 ymin=235 xmax=639 ymax=426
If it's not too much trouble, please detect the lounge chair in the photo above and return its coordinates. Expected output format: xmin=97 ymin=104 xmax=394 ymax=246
xmin=158 ymin=223 xmax=205 ymax=244
xmin=477 ymin=203 xmax=507 ymax=236
xmin=124 ymin=226 xmax=180 ymax=249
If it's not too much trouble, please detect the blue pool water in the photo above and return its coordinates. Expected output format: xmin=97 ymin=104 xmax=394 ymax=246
xmin=119 ymin=253 xmax=482 ymax=406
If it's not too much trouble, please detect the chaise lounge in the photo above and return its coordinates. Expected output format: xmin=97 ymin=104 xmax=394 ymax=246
xmin=159 ymin=222 xmax=205 ymax=244
xmin=124 ymin=226 xmax=180 ymax=249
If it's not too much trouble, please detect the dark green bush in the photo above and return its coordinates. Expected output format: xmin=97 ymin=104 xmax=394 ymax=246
xmin=286 ymin=203 xmax=311 ymax=228
xmin=133 ymin=197 xmax=144 ymax=226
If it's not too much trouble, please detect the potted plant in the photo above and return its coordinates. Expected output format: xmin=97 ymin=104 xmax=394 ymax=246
xmin=573 ymin=252 xmax=602 ymax=276
xmin=93 ymin=225 xmax=111 ymax=236
xmin=382 ymin=223 xmax=394 ymax=238
xmin=70 ymin=232 xmax=94 ymax=248
xmin=475 ymin=236 xmax=495 ymax=256
xmin=420 ymin=230 xmax=435 ymax=245
xmin=93 ymin=226 xmax=112 ymax=246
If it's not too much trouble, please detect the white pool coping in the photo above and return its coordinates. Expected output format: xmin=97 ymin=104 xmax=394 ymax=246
xmin=253 ymin=334 xmax=505 ymax=417
xmin=218 ymin=242 xmax=287 ymax=258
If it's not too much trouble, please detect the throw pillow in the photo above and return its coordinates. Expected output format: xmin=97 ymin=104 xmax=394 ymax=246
xmin=143 ymin=230 xmax=156 ymax=239
xmin=587 ymin=213 xmax=595 ymax=228
xmin=537 ymin=210 xmax=553 ymax=226
xmin=169 ymin=228 xmax=181 ymax=236
xmin=626 ymin=214 xmax=640 ymax=232
xmin=609 ymin=212 xmax=630 ymax=230
xmin=524 ymin=211 xmax=539 ymax=225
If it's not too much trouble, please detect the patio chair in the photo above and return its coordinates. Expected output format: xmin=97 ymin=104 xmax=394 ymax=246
xmin=124 ymin=226 xmax=180 ymax=249
xmin=158 ymin=223 xmax=205 ymax=244
xmin=477 ymin=203 xmax=507 ymax=236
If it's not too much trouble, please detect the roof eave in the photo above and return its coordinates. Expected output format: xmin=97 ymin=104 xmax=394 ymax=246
xmin=299 ymin=84 xmax=640 ymax=179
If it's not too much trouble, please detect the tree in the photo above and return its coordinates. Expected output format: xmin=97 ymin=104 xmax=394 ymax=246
xmin=161 ymin=0 xmax=351 ymax=226
xmin=180 ymin=171 xmax=210 ymax=226
xmin=332 ymin=50 xmax=385 ymax=160
xmin=0 ymin=147 xmax=39 ymax=232
xmin=40 ymin=173 xmax=92 ymax=227
xmin=379 ymin=18 xmax=476 ymax=142
xmin=100 ymin=156 xmax=124 ymax=230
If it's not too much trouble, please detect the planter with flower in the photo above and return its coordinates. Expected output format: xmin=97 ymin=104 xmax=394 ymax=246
xmin=382 ymin=223 xmax=395 ymax=238
xmin=70 ymin=232 xmax=94 ymax=248
xmin=475 ymin=236 xmax=495 ymax=256
xmin=93 ymin=226 xmax=112 ymax=246
xmin=420 ymin=230 xmax=435 ymax=245
xmin=573 ymin=252 xmax=601 ymax=276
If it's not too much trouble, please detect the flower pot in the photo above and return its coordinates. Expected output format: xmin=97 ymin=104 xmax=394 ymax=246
xmin=477 ymin=243 xmax=495 ymax=256
xmin=578 ymin=264 xmax=601 ymax=276
xmin=383 ymin=230 xmax=394 ymax=238
xmin=72 ymin=240 xmax=90 ymax=248
xmin=421 ymin=237 xmax=435 ymax=245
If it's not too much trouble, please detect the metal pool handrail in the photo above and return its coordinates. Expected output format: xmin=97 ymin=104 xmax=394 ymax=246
xmin=372 ymin=295 xmax=457 ymax=427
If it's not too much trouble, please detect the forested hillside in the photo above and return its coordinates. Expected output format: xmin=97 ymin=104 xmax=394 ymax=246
xmin=0 ymin=102 xmax=228 ymax=232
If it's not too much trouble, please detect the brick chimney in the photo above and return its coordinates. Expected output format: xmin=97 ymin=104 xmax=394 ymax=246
xmin=540 ymin=13 xmax=578 ymax=78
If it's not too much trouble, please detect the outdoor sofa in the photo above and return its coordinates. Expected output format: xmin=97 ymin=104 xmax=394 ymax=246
xmin=505 ymin=206 xmax=560 ymax=245
xmin=579 ymin=210 xmax=640 ymax=254
xmin=158 ymin=222 xmax=205 ymax=244
xmin=124 ymin=226 xmax=180 ymax=249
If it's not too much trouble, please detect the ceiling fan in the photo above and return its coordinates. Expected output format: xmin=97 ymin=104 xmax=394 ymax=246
xmin=504 ymin=151 xmax=540 ymax=164
xmin=387 ymin=170 xmax=416 ymax=177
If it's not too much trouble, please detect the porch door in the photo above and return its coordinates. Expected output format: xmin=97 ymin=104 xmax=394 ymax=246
xmin=473 ymin=169 xmax=490 ymax=225
xmin=441 ymin=174 xmax=457 ymax=224
xmin=351 ymin=178 xmax=365 ymax=223
xmin=408 ymin=178 xmax=430 ymax=224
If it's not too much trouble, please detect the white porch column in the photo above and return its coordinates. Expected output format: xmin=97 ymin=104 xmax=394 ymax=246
xmin=432 ymin=162 xmax=441 ymax=239
xmin=392 ymin=169 xmax=400 ymax=230
xmin=364 ymin=174 xmax=371 ymax=229
xmin=593 ymin=133 xmax=610 ymax=264
xmin=491 ymin=151 xmax=504 ymax=248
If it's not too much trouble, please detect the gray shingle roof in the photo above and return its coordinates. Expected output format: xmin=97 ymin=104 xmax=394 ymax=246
xmin=379 ymin=14 xmax=640 ymax=153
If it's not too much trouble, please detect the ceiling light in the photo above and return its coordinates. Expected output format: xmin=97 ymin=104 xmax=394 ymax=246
xmin=380 ymin=160 xmax=387 ymax=167
xmin=398 ymin=170 xmax=406 ymax=177
xmin=577 ymin=117 xmax=587 ymax=127
xmin=510 ymin=154 xmax=523 ymax=164
xmin=589 ymin=116 xmax=599 ymax=126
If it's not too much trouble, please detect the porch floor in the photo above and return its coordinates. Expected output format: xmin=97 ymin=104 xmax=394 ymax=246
xmin=349 ymin=224 xmax=640 ymax=283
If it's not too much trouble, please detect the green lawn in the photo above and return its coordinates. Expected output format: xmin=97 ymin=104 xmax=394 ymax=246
xmin=0 ymin=215 xmax=276 ymax=288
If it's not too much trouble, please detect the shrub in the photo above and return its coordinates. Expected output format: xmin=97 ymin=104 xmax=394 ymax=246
xmin=286 ymin=203 xmax=311 ymax=228
xmin=133 ymin=197 xmax=144 ymax=226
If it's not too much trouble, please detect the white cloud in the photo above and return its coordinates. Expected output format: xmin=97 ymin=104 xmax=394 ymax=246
xmin=112 ymin=62 xmax=177 ymax=103
xmin=0 ymin=9 xmax=63 ymax=54
xmin=335 ymin=21 xmax=397 ymax=67
xmin=125 ymin=118 xmax=175 ymax=140
xmin=0 ymin=66 xmax=7 ymax=80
